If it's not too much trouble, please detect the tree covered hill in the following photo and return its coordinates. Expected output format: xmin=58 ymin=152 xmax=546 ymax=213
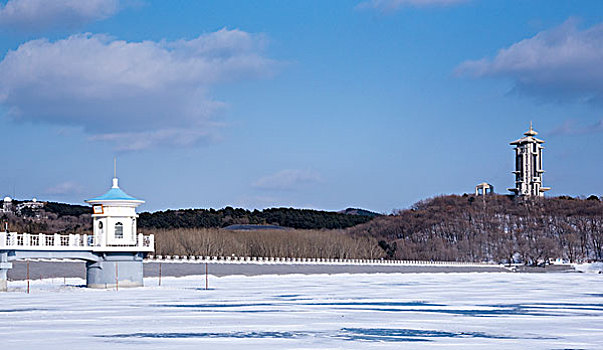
xmin=2 ymin=200 xmax=378 ymax=232
xmin=349 ymin=194 xmax=603 ymax=264
xmin=338 ymin=208 xmax=381 ymax=217
xmin=43 ymin=202 xmax=91 ymax=217
xmin=138 ymin=207 xmax=378 ymax=230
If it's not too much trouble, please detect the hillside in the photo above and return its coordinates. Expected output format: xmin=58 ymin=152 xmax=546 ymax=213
xmin=349 ymin=194 xmax=603 ymax=264
xmin=138 ymin=207 xmax=377 ymax=230
xmin=0 ymin=200 xmax=91 ymax=234
xmin=337 ymin=208 xmax=381 ymax=217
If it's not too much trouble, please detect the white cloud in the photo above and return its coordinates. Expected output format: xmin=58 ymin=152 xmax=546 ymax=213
xmin=456 ymin=19 xmax=603 ymax=104
xmin=0 ymin=0 xmax=120 ymax=31
xmin=358 ymin=0 xmax=469 ymax=11
xmin=0 ymin=30 xmax=277 ymax=150
xmin=253 ymin=169 xmax=322 ymax=191
xmin=88 ymin=128 xmax=219 ymax=151
xmin=45 ymin=181 xmax=85 ymax=196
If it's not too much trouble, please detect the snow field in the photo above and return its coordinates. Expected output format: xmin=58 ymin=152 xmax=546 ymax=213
xmin=1 ymin=272 xmax=602 ymax=349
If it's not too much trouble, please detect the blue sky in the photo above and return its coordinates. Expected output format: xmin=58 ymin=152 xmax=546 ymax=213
xmin=0 ymin=0 xmax=602 ymax=212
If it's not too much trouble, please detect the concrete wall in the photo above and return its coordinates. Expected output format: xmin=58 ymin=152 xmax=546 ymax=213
xmin=86 ymin=254 xmax=144 ymax=288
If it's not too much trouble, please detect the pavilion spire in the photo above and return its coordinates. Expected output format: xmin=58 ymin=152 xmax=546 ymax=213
xmin=112 ymin=158 xmax=119 ymax=188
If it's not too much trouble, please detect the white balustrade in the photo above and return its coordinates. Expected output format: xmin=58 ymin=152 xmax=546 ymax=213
xmin=0 ymin=232 xmax=154 ymax=252
xmin=141 ymin=253 xmax=498 ymax=269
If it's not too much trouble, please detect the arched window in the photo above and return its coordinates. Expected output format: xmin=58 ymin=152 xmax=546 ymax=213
xmin=115 ymin=222 xmax=123 ymax=239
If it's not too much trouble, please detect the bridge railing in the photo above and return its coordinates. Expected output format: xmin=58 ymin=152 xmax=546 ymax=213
xmin=0 ymin=232 xmax=154 ymax=252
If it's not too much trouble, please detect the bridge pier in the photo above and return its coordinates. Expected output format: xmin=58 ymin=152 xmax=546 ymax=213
xmin=86 ymin=253 xmax=145 ymax=289
xmin=0 ymin=252 xmax=11 ymax=292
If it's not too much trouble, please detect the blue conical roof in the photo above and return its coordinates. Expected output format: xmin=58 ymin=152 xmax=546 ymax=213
xmin=88 ymin=187 xmax=139 ymax=201
xmin=86 ymin=178 xmax=143 ymax=203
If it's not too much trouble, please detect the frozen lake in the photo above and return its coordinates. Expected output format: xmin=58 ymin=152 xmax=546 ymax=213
xmin=2 ymin=272 xmax=602 ymax=349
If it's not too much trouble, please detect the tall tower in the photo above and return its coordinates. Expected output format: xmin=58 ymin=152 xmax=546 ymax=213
xmin=508 ymin=123 xmax=551 ymax=197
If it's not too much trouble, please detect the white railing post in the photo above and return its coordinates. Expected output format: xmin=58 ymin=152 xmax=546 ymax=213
xmin=138 ymin=233 xmax=144 ymax=247
xmin=38 ymin=233 xmax=44 ymax=247
xmin=24 ymin=233 xmax=30 ymax=246
xmin=54 ymin=233 xmax=60 ymax=247
xmin=0 ymin=232 xmax=5 ymax=248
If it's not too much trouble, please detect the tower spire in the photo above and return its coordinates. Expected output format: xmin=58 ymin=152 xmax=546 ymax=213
xmin=112 ymin=158 xmax=119 ymax=188
xmin=524 ymin=121 xmax=538 ymax=136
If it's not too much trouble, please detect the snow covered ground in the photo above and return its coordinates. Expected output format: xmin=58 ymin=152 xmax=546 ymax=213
xmin=575 ymin=262 xmax=603 ymax=274
xmin=2 ymin=272 xmax=602 ymax=349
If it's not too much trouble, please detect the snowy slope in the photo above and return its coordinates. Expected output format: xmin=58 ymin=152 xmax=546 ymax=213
xmin=1 ymin=272 xmax=602 ymax=349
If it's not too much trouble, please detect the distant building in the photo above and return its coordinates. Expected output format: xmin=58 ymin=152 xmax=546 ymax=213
xmin=15 ymin=198 xmax=45 ymax=218
xmin=508 ymin=123 xmax=550 ymax=197
xmin=0 ymin=197 xmax=45 ymax=216
xmin=475 ymin=182 xmax=494 ymax=196
xmin=1 ymin=197 xmax=12 ymax=213
xmin=16 ymin=198 xmax=45 ymax=211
